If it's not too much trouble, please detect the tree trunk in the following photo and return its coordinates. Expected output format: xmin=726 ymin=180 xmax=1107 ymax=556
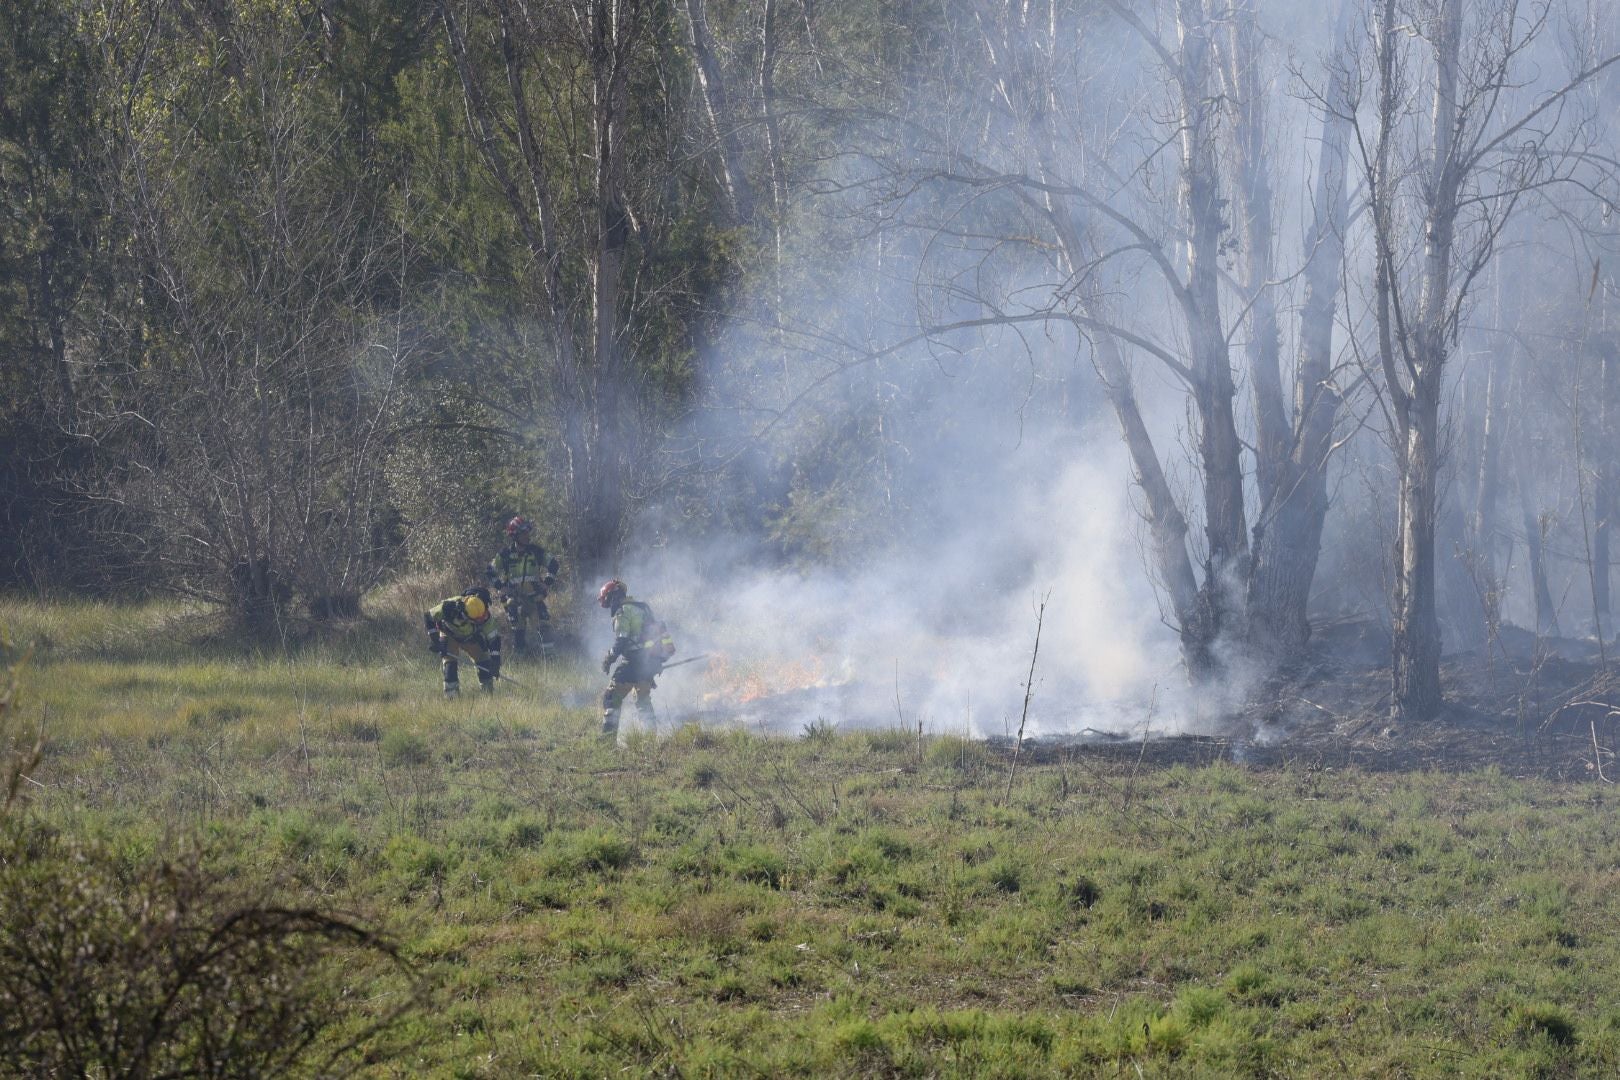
xmin=1595 ymin=340 xmax=1616 ymax=621
xmin=1245 ymin=0 xmax=1351 ymax=660
xmin=1472 ymin=342 xmax=1509 ymax=640
xmin=682 ymin=0 xmax=755 ymax=224
xmin=1176 ymin=0 xmax=1248 ymax=652
xmin=1089 ymin=329 xmax=1205 ymax=671
xmin=1392 ymin=392 xmax=1444 ymax=719
xmin=39 ymin=250 xmax=77 ymax=422
xmin=758 ymin=0 xmax=787 ymax=312
xmin=584 ymin=0 xmax=633 ymax=575
xmin=1388 ymin=0 xmax=1461 ymax=723
xmin=758 ymin=0 xmax=785 ymax=225
xmin=1218 ymin=0 xmax=1286 ymax=504
xmin=1513 ymin=433 xmax=1561 ymax=635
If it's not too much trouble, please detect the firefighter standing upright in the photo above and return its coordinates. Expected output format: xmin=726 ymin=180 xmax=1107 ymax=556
xmin=597 ymin=579 xmax=675 ymax=737
xmin=424 ymin=588 xmax=503 ymax=697
xmin=486 ymin=516 xmax=560 ymax=658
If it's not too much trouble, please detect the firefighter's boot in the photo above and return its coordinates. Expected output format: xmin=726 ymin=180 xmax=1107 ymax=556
xmin=478 ymin=639 xmax=502 ymax=693
xmin=443 ymin=658 xmax=461 ymax=699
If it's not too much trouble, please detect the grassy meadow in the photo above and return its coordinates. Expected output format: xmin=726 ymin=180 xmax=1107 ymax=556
xmin=6 ymin=596 xmax=1620 ymax=1077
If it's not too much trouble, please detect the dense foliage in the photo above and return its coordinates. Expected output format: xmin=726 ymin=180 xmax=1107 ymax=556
xmin=1 ymin=0 xmax=759 ymax=608
xmin=5 ymin=0 xmax=1620 ymax=703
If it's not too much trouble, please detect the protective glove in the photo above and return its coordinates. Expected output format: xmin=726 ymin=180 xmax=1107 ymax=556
xmin=601 ymin=653 xmax=614 ymax=675
xmin=428 ymin=632 xmax=447 ymax=656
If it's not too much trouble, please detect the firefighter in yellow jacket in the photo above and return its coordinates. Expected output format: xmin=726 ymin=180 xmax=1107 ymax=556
xmin=597 ymin=579 xmax=675 ymax=737
xmin=424 ymin=588 xmax=502 ymax=697
xmin=486 ymin=516 xmax=561 ymax=657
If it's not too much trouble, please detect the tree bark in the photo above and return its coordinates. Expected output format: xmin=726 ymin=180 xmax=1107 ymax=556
xmin=585 ymin=0 xmax=634 ymax=574
xmin=1523 ymin=510 xmax=1559 ymax=635
xmin=758 ymin=0 xmax=787 ymax=310
xmin=1175 ymin=0 xmax=1248 ymax=650
xmin=1595 ymin=339 xmax=1617 ymax=620
xmin=1089 ymin=328 xmax=1204 ymax=670
xmin=1245 ymin=0 xmax=1351 ymax=660
xmin=682 ymin=0 xmax=755 ymax=224
xmin=1218 ymin=0 xmax=1286 ymax=504
xmin=1392 ymin=394 xmax=1444 ymax=716
xmin=1390 ymin=0 xmax=1462 ymax=722
xmin=1471 ymin=341 xmax=1509 ymax=638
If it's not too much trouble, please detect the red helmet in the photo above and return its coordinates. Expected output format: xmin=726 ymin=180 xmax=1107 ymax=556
xmin=598 ymin=579 xmax=627 ymax=608
xmin=505 ymin=515 xmax=532 ymax=538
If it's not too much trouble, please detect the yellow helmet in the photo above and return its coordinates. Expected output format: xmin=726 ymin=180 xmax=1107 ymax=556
xmin=463 ymin=594 xmax=489 ymax=623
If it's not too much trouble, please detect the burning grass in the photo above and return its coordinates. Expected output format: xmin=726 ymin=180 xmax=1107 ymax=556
xmin=700 ymin=650 xmax=839 ymax=705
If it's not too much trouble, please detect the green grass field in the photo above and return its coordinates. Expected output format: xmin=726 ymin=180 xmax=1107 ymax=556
xmin=6 ymin=597 xmax=1620 ymax=1077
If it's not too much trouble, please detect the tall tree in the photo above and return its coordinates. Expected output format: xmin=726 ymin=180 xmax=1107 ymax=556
xmin=0 ymin=0 xmax=106 ymax=587
xmin=1355 ymin=0 xmax=1620 ymax=719
xmin=436 ymin=0 xmax=720 ymax=576
xmin=828 ymin=0 xmax=1357 ymax=677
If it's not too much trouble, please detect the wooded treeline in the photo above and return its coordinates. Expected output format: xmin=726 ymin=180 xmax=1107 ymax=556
xmin=4 ymin=0 xmax=1620 ymax=720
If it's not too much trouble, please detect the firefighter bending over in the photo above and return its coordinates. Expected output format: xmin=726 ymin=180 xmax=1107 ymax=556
xmin=486 ymin=516 xmax=561 ymax=657
xmin=597 ymin=579 xmax=675 ymax=737
xmin=424 ymin=588 xmax=502 ymax=698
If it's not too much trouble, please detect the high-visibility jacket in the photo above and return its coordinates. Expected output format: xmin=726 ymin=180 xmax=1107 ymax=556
xmin=427 ymin=597 xmax=493 ymax=644
xmin=486 ymin=542 xmax=559 ymax=596
xmin=608 ymin=599 xmax=675 ymax=664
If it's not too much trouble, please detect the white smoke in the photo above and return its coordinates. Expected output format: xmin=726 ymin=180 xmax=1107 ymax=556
xmin=589 ymin=0 xmax=1620 ymax=738
xmin=602 ymin=349 xmax=1241 ymax=740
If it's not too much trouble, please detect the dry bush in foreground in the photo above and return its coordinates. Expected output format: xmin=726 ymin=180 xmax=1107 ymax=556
xmin=0 ymin=826 xmax=420 ymax=1078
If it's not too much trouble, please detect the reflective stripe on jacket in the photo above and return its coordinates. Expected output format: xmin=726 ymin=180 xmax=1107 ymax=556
xmin=487 ymin=543 xmax=558 ymax=593
xmin=611 ymin=599 xmax=648 ymax=655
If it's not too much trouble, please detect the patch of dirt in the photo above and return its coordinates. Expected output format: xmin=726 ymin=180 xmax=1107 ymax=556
xmin=998 ymin=621 xmax=1620 ymax=781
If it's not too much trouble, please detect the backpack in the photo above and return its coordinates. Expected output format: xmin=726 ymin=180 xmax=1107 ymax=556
xmin=648 ymin=618 xmax=676 ymax=663
xmin=630 ymin=601 xmax=677 ymax=663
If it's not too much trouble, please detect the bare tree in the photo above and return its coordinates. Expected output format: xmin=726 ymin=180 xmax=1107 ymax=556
xmin=89 ymin=1 xmax=409 ymax=624
xmin=1236 ymin=0 xmax=1358 ymax=660
xmin=1352 ymin=0 xmax=1620 ymax=720
xmin=831 ymin=0 xmax=1359 ymax=679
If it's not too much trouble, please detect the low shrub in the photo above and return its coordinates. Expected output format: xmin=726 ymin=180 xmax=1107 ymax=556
xmin=0 ymin=825 xmax=418 ymax=1077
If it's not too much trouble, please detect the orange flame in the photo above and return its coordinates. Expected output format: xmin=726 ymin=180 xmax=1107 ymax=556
xmin=701 ymin=652 xmax=832 ymax=704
